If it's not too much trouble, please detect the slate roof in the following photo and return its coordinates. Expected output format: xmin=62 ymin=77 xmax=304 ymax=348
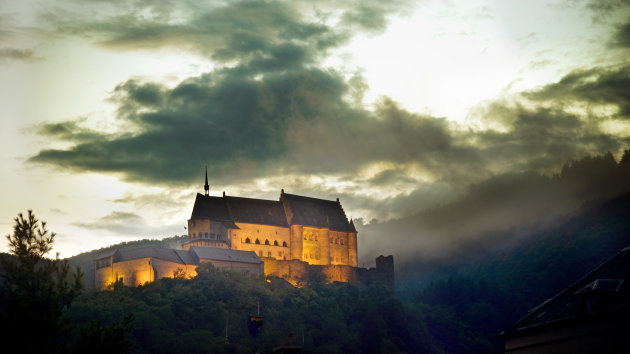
xmin=115 ymin=247 xmax=196 ymax=265
xmin=190 ymin=194 xmax=231 ymax=220
xmin=507 ymin=246 xmax=630 ymax=334
xmin=96 ymin=246 xmax=261 ymax=266
xmin=226 ymin=196 xmax=288 ymax=226
xmin=281 ymin=193 xmax=355 ymax=232
xmin=189 ymin=192 xmax=356 ymax=232
xmin=190 ymin=246 xmax=262 ymax=264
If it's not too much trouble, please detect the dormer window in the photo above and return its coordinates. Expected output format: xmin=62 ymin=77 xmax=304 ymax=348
xmin=245 ymin=238 xmax=251 ymax=244
xmin=282 ymin=241 xmax=287 ymax=247
xmin=255 ymin=239 xmax=260 ymax=244
xmin=274 ymin=240 xmax=279 ymax=246
xmin=265 ymin=239 xmax=270 ymax=245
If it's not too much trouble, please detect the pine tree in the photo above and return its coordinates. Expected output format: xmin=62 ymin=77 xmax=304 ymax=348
xmin=0 ymin=210 xmax=83 ymax=353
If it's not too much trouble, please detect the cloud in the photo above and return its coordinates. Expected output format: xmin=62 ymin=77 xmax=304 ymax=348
xmin=0 ymin=47 xmax=41 ymax=63
xmin=74 ymin=210 xmax=183 ymax=236
xmin=524 ymin=66 xmax=630 ymax=118
xmin=45 ymin=0 xmax=408 ymax=63
xmin=75 ymin=211 xmax=147 ymax=235
xmin=28 ymin=0 xmax=630 ymax=252
xmin=611 ymin=22 xmax=630 ymax=48
xmin=358 ymin=152 xmax=630 ymax=263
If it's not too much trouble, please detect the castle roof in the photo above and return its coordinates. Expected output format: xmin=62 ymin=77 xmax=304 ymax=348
xmin=190 ymin=246 xmax=262 ymax=264
xmin=113 ymin=247 xmax=197 ymax=265
xmin=96 ymin=246 xmax=261 ymax=266
xmin=504 ymin=246 xmax=630 ymax=336
xmin=281 ymin=193 xmax=355 ymax=232
xmin=189 ymin=191 xmax=356 ymax=232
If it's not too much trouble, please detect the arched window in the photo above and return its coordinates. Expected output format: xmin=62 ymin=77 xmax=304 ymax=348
xmin=265 ymin=239 xmax=270 ymax=245
xmin=282 ymin=241 xmax=287 ymax=247
xmin=274 ymin=240 xmax=279 ymax=246
xmin=255 ymin=238 xmax=260 ymax=244
xmin=245 ymin=237 xmax=251 ymax=244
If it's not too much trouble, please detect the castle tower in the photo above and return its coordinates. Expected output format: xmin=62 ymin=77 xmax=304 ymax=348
xmin=204 ymin=166 xmax=209 ymax=196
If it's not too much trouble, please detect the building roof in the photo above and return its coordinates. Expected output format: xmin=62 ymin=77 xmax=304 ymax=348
xmin=189 ymin=191 xmax=356 ymax=232
xmin=96 ymin=246 xmax=261 ymax=266
xmin=226 ymin=196 xmax=288 ymax=226
xmin=190 ymin=194 xmax=231 ymax=220
xmin=115 ymin=247 xmax=196 ymax=265
xmin=507 ymin=246 xmax=630 ymax=334
xmin=190 ymin=246 xmax=262 ymax=264
xmin=281 ymin=193 xmax=355 ymax=232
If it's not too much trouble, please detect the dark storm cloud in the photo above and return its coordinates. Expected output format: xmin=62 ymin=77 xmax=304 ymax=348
xmin=45 ymin=0 xmax=407 ymax=63
xmin=35 ymin=119 xmax=105 ymax=143
xmin=524 ymin=66 xmax=630 ymax=118
xmin=612 ymin=22 xmax=630 ymax=47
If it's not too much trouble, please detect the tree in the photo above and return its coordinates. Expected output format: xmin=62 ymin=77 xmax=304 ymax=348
xmin=0 ymin=210 xmax=83 ymax=353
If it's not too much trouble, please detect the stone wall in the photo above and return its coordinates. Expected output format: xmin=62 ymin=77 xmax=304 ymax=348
xmin=262 ymin=255 xmax=394 ymax=288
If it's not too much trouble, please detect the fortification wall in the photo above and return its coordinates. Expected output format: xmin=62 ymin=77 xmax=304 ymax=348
xmin=263 ymin=256 xmax=393 ymax=287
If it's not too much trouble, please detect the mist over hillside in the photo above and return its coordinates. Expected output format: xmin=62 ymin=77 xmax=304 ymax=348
xmin=357 ymin=151 xmax=630 ymax=265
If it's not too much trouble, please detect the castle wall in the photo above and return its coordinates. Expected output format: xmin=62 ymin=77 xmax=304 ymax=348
xmin=301 ymin=226 xmax=330 ymax=265
xmin=94 ymin=257 xmax=197 ymax=289
xmin=182 ymin=239 xmax=228 ymax=251
xmin=290 ymin=225 xmax=303 ymax=261
xmin=230 ymin=222 xmax=291 ymax=260
xmin=348 ymin=231 xmax=358 ymax=267
xmin=329 ymin=230 xmax=351 ymax=265
xmin=197 ymin=258 xmax=263 ymax=276
xmin=188 ymin=218 xmax=210 ymax=239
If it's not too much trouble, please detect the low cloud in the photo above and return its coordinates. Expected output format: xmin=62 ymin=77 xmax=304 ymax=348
xmin=0 ymin=47 xmax=41 ymax=63
xmin=75 ymin=211 xmax=183 ymax=237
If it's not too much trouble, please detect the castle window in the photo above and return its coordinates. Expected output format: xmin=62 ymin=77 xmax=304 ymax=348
xmin=278 ymin=251 xmax=283 ymax=257
xmin=205 ymin=232 xmax=209 ymax=237
xmin=340 ymin=239 xmax=344 ymax=245
xmin=265 ymin=239 xmax=270 ymax=245
xmin=335 ymin=239 xmax=338 ymax=244
xmin=304 ymin=234 xmax=307 ymax=240
xmin=314 ymin=236 xmax=318 ymax=241
xmin=330 ymin=237 xmax=333 ymax=244
xmin=259 ymin=251 xmax=263 ymax=257
xmin=255 ymin=239 xmax=260 ymax=244
xmin=282 ymin=241 xmax=287 ymax=247
xmin=267 ymin=251 xmax=272 ymax=257
xmin=274 ymin=240 xmax=278 ymax=246
xmin=245 ymin=238 xmax=251 ymax=244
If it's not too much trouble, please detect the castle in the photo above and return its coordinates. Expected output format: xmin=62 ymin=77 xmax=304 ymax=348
xmin=94 ymin=171 xmax=393 ymax=289
xmin=183 ymin=169 xmax=358 ymax=267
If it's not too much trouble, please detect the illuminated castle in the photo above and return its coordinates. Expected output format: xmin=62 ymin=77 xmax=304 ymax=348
xmin=184 ymin=169 xmax=358 ymax=267
xmin=94 ymin=170 xmax=379 ymax=289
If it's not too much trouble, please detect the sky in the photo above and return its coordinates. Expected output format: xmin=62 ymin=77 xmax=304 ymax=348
xmin=1 ymin=0 xmax=630 ymax=260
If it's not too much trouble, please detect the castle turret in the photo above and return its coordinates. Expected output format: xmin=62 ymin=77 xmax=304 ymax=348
xmin=204 ymin=166 xmax=209 ymax=196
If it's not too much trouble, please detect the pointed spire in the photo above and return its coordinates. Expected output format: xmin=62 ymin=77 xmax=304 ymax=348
xmin=204 ymin=166 xmax=209 ymax=196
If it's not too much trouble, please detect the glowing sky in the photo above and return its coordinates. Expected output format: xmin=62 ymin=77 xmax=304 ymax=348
xmin=1 ymin=0 xmax=630 ymax=258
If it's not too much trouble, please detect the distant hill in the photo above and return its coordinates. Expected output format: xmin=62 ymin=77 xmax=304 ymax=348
xmin=406 ymin=190 xmax=630 ymax=353
xmin=67 ymin=235 xmax=187 ymax=288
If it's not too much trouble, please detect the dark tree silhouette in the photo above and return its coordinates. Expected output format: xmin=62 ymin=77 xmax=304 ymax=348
xmin=0 ymin=210 xmax=83 ymax=353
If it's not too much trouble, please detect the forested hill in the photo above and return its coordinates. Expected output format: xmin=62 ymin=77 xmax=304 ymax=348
xmin=67 ymin=235 xmax=187 ymax=288
xmin=405 ymin=190 xmax=630 ymax=352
